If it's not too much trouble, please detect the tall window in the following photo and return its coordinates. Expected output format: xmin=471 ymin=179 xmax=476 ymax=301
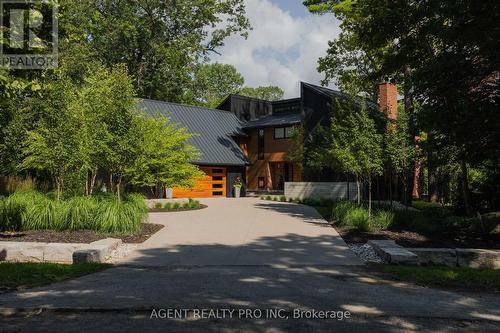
xmin=258 ymin=128 xmax=264 ymax=160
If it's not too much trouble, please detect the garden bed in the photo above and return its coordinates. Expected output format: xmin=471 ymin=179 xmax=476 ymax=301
xmin=0 ymin=223 xmax=164 ymax=244
xmin=335 ymin=224 xmax=500 ymax=249
xmin=149 ymin=204 xmax=208 ymax=213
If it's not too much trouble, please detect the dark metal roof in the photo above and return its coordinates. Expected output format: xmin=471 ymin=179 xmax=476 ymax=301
xmin=243 ymin=113 xmax=302 ymax=129
xmin=301 ymin=83 xmax=380 ymax=111
xmin=138 ymin=99 xmax=249 ymax=166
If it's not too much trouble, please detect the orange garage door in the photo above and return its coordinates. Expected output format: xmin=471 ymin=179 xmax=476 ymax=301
xmin=173 ymin=167 xmax=226 ymax=198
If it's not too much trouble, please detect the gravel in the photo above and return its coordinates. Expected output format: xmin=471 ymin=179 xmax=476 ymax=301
xmin=348 ymin=243 xmax=384 ymax=263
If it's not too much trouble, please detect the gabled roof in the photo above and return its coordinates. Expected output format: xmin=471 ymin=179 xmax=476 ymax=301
xmin=243 ymin=113 xmax=302 ymax=129
xmin=138 ymin=99 xmax=249 ymax=166
xmin=301 ymin=82 xmax=380 ymax=112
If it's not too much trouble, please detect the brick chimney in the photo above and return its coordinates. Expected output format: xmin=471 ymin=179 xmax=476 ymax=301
xmin=379 ymin=80 xmax=398 ymax=120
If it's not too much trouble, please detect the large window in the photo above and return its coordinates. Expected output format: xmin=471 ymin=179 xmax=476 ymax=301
xmin=274 ymin=126 xmax=295 ymax=139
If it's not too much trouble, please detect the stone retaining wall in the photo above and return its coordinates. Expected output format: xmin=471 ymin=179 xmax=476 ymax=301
xmin=368 ymin=240 xmax=500 ymax=269
xmin=0 ymin=238 xmax=121 ymax=264
xmin=284 ymin=182 xmax=358 ymax=201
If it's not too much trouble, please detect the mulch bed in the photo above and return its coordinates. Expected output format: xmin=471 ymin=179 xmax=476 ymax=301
xmin=0 ymin=223 xmax=164 ymax=244
xmin=335 ymin=224 xmax=500 ymax=249
xmin=148 ymin=204 xmax=208 ymax=213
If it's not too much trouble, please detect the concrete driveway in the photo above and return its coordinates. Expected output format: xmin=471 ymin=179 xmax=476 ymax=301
xmin=1 ymin=198 xmax=500 ymax=332
xmin=119 ymin=198 xmax=362 ymax=266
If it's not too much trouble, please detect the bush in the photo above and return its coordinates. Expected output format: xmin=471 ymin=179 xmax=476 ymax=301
xmin=163 ymin=202 xmax=172 ymax=210
xmin=154 ymin=202 xmax=163 ymax=209
xmin=332 ymin=200 xmax=358 ymax=223
xmin=372 ymin=210 xmax=395 ymax=230
xmin=344 ymin=207 xmax=370 ymax=231
xmin=265 ymin=196 xmax=272 ymax=201
xmin=94 ymin=199 xmax=144 ymax=234
xmin=280 ymin=196 xmax=287 ymax=202
xmin=0 ymin=191 xmax=147 ymax=235
xmin=61 ymin=196 xmax=98 ymax=231
xmin=187 ymin=199 xmax=200 ymax=209
xmin=172 ymin=202 xmax=181 ymax=209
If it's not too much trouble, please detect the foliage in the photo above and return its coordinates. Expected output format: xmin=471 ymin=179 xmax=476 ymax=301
xmin=191 ymin=63 xmax=244 ymax=108
xmin=60 ymin=0 xmax=251 ymax=102
xmin=343 ymin=207 xmax=370 ymax=231
xmin=0 ymin=191 xmax=148 ymax=234
xmin=372 ymin=210 xmax=395 ymax=230
xmin=125 ymin=114 xmax=203 ymax=194
xmin=238 ymin=86 xmax=284 ymax=101
xmin=306 ymin=98 xmax=383 ymax=216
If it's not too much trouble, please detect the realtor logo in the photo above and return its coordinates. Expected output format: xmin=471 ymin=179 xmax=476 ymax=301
xmin=0 ymin=0 xmax=58 ymax=69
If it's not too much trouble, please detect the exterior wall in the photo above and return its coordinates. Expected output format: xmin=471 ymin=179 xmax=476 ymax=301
xmin=285 ymin=182 xmax=358 ymax=201
xmin=243 ymin=127 xmax=302 ymax=191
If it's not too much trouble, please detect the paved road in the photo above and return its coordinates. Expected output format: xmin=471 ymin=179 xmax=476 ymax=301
xmin=1 ymin=199 xmax=499 ymax=332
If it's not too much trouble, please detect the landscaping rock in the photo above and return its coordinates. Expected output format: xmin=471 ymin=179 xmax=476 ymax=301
xmin=367 ymin=240 xmax=418 ymax=265
xmin=456 ymin=249 xmax=500 ymax=269
xmin=0 ymin=242 xmax=44 ymax=263
xmin=408 ymin=248 xmax=457 ymax=267
xmin=44 ymin=243 xmax=81 ymax=263
xmin=73 ymin=249 xmax=103 ymax=264
xmin=348 ymin=243 xmax=383 ymax=263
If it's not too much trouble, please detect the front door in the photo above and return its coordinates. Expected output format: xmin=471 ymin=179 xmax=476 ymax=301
xmin=270 ymin=162 xmax=292 ymax=191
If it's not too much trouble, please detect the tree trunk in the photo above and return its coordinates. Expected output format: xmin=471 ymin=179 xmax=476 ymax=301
xmin=404 ymin=65 xmax=416 ymax=207
xmin=109 ymin=174 xmax=114 ymax=194
xmin=460 ymin=159 xmax=473 ymax=216
xmin=55 ymin=176 xmax=62 ymax=201
xmin=89 ymin=168 xmax=98 ymax=196
xmin=368 ymin=177 xmax=372 ymax=221
xmin=356 ymin=177 xmax=361 ymax=205
xmin=116 ymin=175 xmax=122 ymax=201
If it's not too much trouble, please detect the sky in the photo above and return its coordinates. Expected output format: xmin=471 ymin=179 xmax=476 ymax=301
xmin=211 ymin=0 xmax=341 ymax=98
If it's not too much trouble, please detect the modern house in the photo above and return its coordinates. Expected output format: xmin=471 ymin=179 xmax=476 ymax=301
xmin=139 ymin=82 xmax=397 ymax=198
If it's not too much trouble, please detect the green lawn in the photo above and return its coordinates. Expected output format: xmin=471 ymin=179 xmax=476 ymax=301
xmin=0 ymin=262 xmax=108 ymax=292
xmin=381 ymin=265 xmax=500 ymax=293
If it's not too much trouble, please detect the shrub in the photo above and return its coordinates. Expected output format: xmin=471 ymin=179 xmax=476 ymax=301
xmin=61 ymin=196 xmax=98 ymax=231
xmin=344 ymin=208 xmax=370 ymax=231
xmin=23 ymin=199 xmax=63 ymax=230
xmin=154 ymin=202 xmax=163 ymax=209
xmin=125 ymin=193 xmax=148 ymax=214
xmin=280 ymin=196 xmax=287 ymax=202
xmin=94 ymin=199 xmax=144 ymax=234
xmin=163 ymin=202 xmax=172 ymax=210
xmin=172 ymin=202 xmax=181 ymax=209
xmin=332 ymin=200 xmax=358 ymax=223
xmin=372 ymin=210 xmax=395 ymax=230
xmin=265 ymin=196 xmax=272 ymax=201
xmin=188 ymin=199 xmax=200 ymax=209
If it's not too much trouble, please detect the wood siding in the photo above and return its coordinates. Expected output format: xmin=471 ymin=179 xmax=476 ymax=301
xmin=242 ymin=127 xmax=302 ymax=191
xmin=173 ymin=166 xmax=226 ymax=198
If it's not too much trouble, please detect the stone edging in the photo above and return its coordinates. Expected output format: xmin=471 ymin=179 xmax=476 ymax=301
xmin=0 ymin=238 xmax=122 ymax=264
xmin=368 ymin=240 xmax=500 ymax=269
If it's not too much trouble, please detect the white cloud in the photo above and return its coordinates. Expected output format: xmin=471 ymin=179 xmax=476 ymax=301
xmin=211 ymin=0 xmax=341 ymax=98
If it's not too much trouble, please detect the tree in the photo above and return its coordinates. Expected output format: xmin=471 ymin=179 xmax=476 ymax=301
xmin=60 ymin=0 xmax=251 ymax=102
xmin=125 ymin=115 xmax=204 ymax=198
xmin=18 ymin=78 xmax=88 ymax=200
xmin=384 ymin=106 xmax=416 ymax=206
xmin=238 ymin=86 xmax=284 ymax=101
xmin=310 ymin=98 xmax=383 ymax=218
xmin=191 ymin=63 xmax=244 ymax=108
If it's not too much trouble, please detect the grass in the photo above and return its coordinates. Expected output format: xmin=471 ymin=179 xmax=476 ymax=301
xmin=0 ymin=262 xmax=108 ymax=292
xmin=0 ymin=190 xmax=148 ymax=235
xmin=381 ymin=265 xmax=500 ymax=293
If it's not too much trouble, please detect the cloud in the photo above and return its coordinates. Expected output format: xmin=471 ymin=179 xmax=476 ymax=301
xmin=211 ymin=0 xmax=341 ymax=98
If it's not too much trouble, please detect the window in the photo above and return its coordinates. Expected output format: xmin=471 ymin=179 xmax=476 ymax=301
xmin=212 ymin=169 xmax=224 ymax=174
xmin=212 ymin=184 xmax=223 ymax=189
xmin=274 ymin=127 xmax=285 ymax=139
xmin=212 ymin=191 xmax=223 ymax=196
xmin=258 ymin=128 xmax=265 ymax=160
xmin=258 ymin=177 xmax=265 ymax=189
xmin=274 ymin=126 xmax=295 ymax=139
xmin=213 ymin=176 xmax=223 ymax=181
